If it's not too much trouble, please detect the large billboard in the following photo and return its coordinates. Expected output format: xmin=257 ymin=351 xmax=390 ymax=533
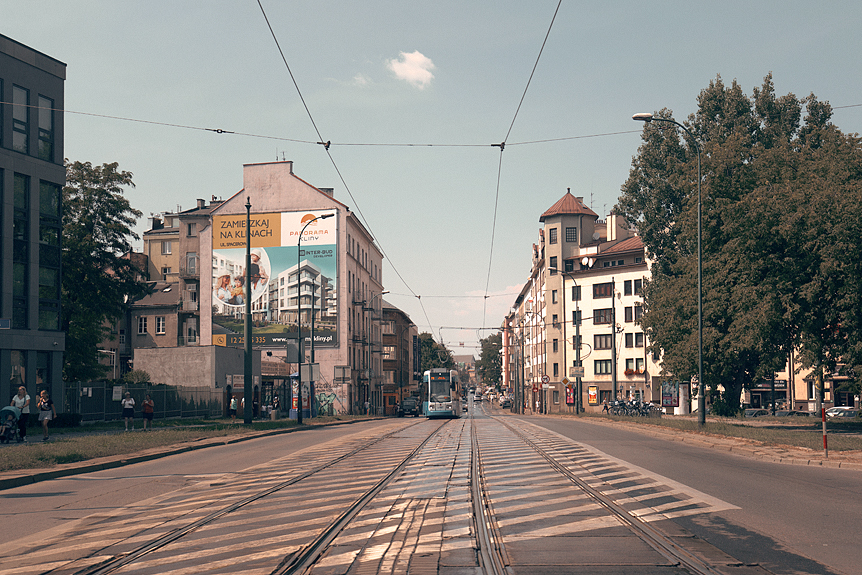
xmin=211 ymin=209 xmax=338 ymax=348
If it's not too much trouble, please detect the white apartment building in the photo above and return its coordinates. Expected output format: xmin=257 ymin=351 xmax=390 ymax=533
xmin=504 ymin=190 xmax=659 ymax=414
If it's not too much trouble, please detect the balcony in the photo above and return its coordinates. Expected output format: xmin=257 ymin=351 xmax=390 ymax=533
xmin=178 ymin=335 xmax=199 ymax=346
xmin=180 ymin=299 xmax=199 ymax=312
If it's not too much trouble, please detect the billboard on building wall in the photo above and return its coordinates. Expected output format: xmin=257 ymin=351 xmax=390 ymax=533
xmin=211 ymin=209 xmax=338 ymax=348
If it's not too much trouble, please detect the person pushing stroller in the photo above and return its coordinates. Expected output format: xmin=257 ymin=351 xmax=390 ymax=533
xmin=0 ymin=406 xmax=21 ymax=443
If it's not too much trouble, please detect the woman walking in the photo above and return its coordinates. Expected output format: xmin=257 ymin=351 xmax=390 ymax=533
xmin=38 ymin=390 xmax=55 ymax=441
xmin=10 ymin=386 xmax=30 ymax=442
xmin=122 ymin=392 xmax=135 ymax=431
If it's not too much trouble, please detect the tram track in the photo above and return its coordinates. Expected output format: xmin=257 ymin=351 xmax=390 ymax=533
xmin=491 ymin=415 xmax=772 ymax=575
xmin=61 ymin=418 xmax=447 ymax=575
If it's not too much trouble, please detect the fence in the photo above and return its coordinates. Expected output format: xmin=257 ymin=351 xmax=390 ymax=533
xmin=64 ymin=381 xmax=224 ymax=422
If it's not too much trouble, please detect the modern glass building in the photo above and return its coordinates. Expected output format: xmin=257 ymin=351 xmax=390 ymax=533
xmin=0 ymin=34 xmax=66 ymax=406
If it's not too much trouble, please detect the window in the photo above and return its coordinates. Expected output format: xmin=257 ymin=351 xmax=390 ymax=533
xmin=552 ymin=313 xmax=559 ymax=326
xmin=552 ymin=290 xmax=557 ymax=304
xmin=624 ymin=280 xmax=632 ymax=296
xmin=552 ymin=339 xmax=559 ymax=353
xmin=565 ymin=227 xmax=577 ymax=243
xmin=594 ymin=334 xmax=612 ymax=350
xmin=187 ymin=223 xmax=197 ymax=236
xmin=635 ymin=333 xmax=644 ymax=347
xmin=549 ymin=256 xmax=557 ymax=273
xmin=634 ymin=305 xmax=644 ymax=321
xmin=383 ymin=346 xmax=396 ymax=359
xmin=593 ymin=282 xmax=613 ymax=298
xmin=625 ymin=333 xmax=633 ymax=348
xmin=13 ymin=85 xmax=29 ymax=153
xmin=162 ymin=241 xmax=172 ymax=255
xmin=549 ymin=228 xmax=558 ymax=244
xmin=156 ymin=316 xmax=166 ymax=335
xmin=553 ymin=363 xmax=559 ymax=377
xmin=162 ymin=267 xmax=171 ymax=276
xmin=38 ymin=96 xmax=54 ymax=161
xmin=572 ymin=310 xmax=582 ymax=326
xmin=635 ymin=257 xmax=642 ymax=264
xmin=119 ymin=329 xmax=126 ymax=345
xmin=13 ymin=174 xmax=29 ymax=329
xmin=185 ymin=252 xmax=197 ymax=275
xmin=564 ymin=259 xmax=574 ymax=272
xmin=594 ymin=308 xmax=612 ymax=324
xmin=595 ymin=360 xmax=612 ymax=375
xmin=571 ymin=285 xmax=581 ymax=301
xmin=625 ymin=307 xmax=633 ymax=322
xmin=138 ymin=316 xmax=148 ymax=334
xmin=634 ymin=279 xmax=643 ymax=295
xmin=626 ymin=358 xmax=645 ymax=373
xmin=39 ymin=181 xmax=62 ymax=330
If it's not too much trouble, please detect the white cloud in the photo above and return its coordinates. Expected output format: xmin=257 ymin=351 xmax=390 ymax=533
xmin=352 ymin=73 xmax=370 ymax=86
xmin=386 ymin=50 xmax=435 ymax=89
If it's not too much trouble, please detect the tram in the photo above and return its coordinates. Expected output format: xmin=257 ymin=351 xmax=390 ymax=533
xmin=422 ymin=368 xmax=462 ymax=418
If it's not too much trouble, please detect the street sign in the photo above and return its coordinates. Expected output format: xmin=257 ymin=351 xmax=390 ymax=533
xmin=532 ymin=384 xmax=538 ymax=392
xmin=542 ymin=383 xmax=551 ymax=390
xmin=541 ymin=374 xmax=550 ymax=384
xmin=570 ymin=366 xmax=585 ymax=378
xmin=561 ymin=377 xmax=570 ymax=386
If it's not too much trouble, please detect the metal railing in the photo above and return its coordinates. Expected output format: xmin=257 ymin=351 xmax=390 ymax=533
xmin=64 ymin=381 xmax=224 ymax=422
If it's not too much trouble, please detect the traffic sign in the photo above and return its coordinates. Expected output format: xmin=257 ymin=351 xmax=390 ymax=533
xmin=570 ymin=366 xmax=584 ymax=378
xmin=541 ymin=374 xmax=550 ymax=384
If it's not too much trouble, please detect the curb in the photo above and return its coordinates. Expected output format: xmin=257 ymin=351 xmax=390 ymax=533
xmin=0 ymin=417 xmax=383 ymax=491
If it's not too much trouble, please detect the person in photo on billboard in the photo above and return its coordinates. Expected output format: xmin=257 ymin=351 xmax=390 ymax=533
xmin=215 ymin=274 xmax=231 ymax=303
xmin=249 ymin=250 xmax=268 ymax=290
xmin=229 ymin=276 xmax=245 ymax=305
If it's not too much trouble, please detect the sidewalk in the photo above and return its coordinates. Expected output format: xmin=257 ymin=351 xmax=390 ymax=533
xmin=547 ymin=412 xmax=862 ymax=471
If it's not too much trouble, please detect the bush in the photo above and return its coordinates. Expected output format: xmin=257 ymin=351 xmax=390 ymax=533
xmin=53 ymin=413 xmax=83 ymax=428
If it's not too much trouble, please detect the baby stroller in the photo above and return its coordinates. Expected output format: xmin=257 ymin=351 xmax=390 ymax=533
xmin=0 ymin=405 xmax=20 ymax=443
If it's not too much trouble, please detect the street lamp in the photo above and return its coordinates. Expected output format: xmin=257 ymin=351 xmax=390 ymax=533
xmin=366 ymin=290 xmax=389 ymax=414
xmin=295 ymin=212 xmax=334 ymax=424
xmin=633 ymin=112 xmax=704 ymax=425
xmin=549 ymin=268 xmax=583 ymax=414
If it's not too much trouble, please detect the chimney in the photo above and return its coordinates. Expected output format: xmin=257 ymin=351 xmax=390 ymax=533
xmin=319 ymin=187 xmax=334 ymax=197
xmin=197 ymin=198 xmax=205 ymax=209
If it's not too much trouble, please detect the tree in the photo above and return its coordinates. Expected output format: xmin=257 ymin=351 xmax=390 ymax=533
xmin=619 ymin=74 xmax=862 ymax=413
xmin=475 ymin=332 xmax=502 ymax=388
xmin=123 ymin=369 xmax=151 ymax=384
xmin=62 ymin=161 xmax=152 ymax=382
xmin=417 ymin=332 xmax=454 ymax=373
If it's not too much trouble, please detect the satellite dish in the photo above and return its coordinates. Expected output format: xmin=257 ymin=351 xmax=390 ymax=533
xmin=581 ymin=257 xmax=589 ymax=266
xmin=592 ymin=232 xmax=601 ymax=241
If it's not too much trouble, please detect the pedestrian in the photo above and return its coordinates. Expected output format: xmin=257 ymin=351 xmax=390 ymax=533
xmin=37 ymin=390 xmax=55 ymax=441
xmin=364 ymin=400 xmax=370 ymax=415
xmin=141 ymin=394 xmax=155 ymax=431
xmin=602 ymin=399 xmax=609 ymax=414
xmin=229 ymin=395 xmax=238 ymax=422
xmin=122 ymin=392 xmax=135 ymax=431
xmin=10 ymin=386 xmax=30 ymax=442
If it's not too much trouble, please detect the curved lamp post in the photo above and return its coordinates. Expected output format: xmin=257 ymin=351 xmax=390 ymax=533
xmin=295 ymin=213 xmax=334 ymax=424
xmin=549 ymin=268 xmax=583 ymax=414
xmin=366 ymin=290 xmax=389 ymax=414
xmin=633 ymin=112 xmax=704 ymax=425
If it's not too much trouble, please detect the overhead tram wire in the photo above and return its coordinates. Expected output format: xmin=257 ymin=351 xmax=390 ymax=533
xmin=482 ymin=0 xmax=563 ymax=329
xmin=255 ymin=0 xmax=440 ymax=343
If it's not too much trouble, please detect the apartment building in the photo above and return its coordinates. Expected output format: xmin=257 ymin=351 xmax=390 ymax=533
xmin=0 ymin=34 xmax=65 ymax=404
xmin=504 ymin=190 xmax=657 ymax=413
xmin=381 ymin=301 xmax=418 ymax=414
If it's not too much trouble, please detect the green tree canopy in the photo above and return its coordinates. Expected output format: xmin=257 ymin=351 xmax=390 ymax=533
xmin=417 ymin=332 xmax=454 ymax=373
xmin=62 ymin=161 xmax=152 ymax=381
xmin=619 ymin=74 xmax=862 ymax=412
xmin=476 ymin=332 xmax=502 ymax=388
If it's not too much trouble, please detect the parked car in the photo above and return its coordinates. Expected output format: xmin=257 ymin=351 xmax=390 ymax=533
xmin=829 ymin=409 xmax=860 ymax=419
xmin=744 ymin=409 xmax=769 ymax=418
xmin=826 ymin=406 xmax=856 ymax=417
xmin=398 ymin=398 xmax=420 ymax=417
xmin=500 ymin=397 xmax=512 ymax=409
xmin=775 ymin=410 xmax=811 ymax=417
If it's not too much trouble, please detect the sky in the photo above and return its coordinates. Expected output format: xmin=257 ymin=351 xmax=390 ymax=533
xmin=4 ymin=1 xmax=861 ymax=355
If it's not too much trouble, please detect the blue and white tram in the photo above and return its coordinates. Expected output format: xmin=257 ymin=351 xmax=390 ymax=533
xmin=423 ymin=368 xmax=462 ymax=418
